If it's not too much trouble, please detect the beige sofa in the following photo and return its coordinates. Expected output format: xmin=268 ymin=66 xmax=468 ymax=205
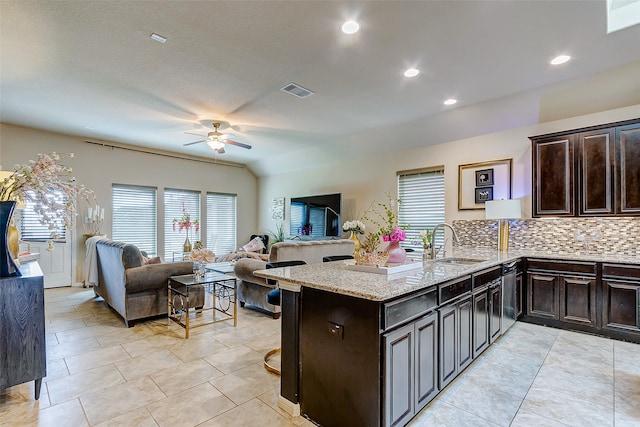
xmin=234 ymin=239 xmax=354 ymax=318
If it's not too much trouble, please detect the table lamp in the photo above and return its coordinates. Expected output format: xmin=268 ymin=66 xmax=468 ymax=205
xmin=485 ymin=199 xmax=521 ymax=252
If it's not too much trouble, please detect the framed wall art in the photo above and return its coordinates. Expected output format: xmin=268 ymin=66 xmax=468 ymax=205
xmin=475 ymin=168 xmax=494 ymax=186
xmin=271 ymin=197 xmax=285 ymax=220
xmin=458 ymin=158 xmax=512 ymax=210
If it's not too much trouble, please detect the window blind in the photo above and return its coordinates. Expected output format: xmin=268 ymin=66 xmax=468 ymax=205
xmin=164 ymin=189 xmax=201 ymax=259
xmin=206 ymin=192 xmax=237 ymax=255
xmin=20 ymin=191 xmax=67 ymax=241
xmin=112 ymin=184 xmax=157 ymax=256
xmin=397 ymin=168 xmax=445 ymax=251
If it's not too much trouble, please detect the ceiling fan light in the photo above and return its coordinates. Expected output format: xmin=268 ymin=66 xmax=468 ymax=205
xmin=206 ymin=140 xmax=225 ymax=151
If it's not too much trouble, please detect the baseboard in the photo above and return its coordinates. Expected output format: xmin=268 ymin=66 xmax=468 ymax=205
xmin=278 ymin=395 xmax=300 ymax=417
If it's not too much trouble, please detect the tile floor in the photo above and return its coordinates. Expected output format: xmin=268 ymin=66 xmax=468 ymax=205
xmin=1 ymin=286 xmax=639 ymax=426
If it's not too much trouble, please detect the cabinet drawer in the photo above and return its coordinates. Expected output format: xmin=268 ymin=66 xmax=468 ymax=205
xmin=439 ymin=276 xmax=472 ymax=305
xmin=603 ymin=263 xmax=640 ymax=280
xmin=527 ymin=258 xmax=596 ymax=276
xmin=472 ymin=266 xmax=501 ymax=290
xmin=383 ymin=287 xmax=438 ymax=331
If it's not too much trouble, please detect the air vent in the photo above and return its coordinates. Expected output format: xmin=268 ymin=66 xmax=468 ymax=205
xmin=280 ymin=82 xmax=315 ymax=99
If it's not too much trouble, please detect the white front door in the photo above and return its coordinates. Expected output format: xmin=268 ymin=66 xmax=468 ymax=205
xmin=26 ymin=239 xmax=73 ymax=288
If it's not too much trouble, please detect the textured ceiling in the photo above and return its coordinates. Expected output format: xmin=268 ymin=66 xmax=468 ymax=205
xmin=1 ymin=1 xmax=640 ymax=175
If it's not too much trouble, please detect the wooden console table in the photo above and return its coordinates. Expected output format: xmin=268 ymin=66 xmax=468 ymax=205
xmin=0 ymin=261 xmax=46 ymax=399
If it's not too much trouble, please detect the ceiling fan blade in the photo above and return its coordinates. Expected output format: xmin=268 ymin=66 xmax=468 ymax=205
xmin=224 ymin=139 xmax=252 ymax=150
xmin=184 ymin=131 xmax=206 ymax=137
xmin=183 ymin=140 xmax=205 ymax=146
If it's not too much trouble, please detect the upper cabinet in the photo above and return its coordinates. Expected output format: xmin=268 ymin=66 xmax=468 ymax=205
xmin=531 ymin=119 xmax=640 ymax=217
xmin=616 ymin=123 xmax=640 ymax=215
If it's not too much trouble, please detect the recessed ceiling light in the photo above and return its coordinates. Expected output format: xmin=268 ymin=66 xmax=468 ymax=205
xmin=342 ymin=20 xmax=360 ymax=34
xmin=550 ymin=55 xmax=571 ymax=65
xmin=150 ymin=33 xmax=167 ymax=43
xmin=444 ymin=98 xmax=457 ymax=106
xmin=404 ymin=68 xmax=420 ymax=78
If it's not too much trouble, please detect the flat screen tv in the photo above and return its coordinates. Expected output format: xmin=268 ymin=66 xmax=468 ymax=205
xmin=289 ymin=193 xmax=341 ymax=238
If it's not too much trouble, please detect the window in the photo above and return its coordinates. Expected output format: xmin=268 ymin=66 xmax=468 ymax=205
xmin=112 ymin=184 xmax=157 ymax=256
xmin=164 ymin=189 xmax=201 ymax=259
xmin=206 ymin=192 xmax=236 ymax=255
xmin=20 ymin=191 xmax=67 ymax=241
xmin=398 ymin=167 xmax=445 ymax=251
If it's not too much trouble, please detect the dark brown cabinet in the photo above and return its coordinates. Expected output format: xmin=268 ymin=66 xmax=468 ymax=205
xmin=526 ymin=259 xmax=597 ymax=332
xmin=383 ymin=311 xmax=439 ymax=427
xmin=560 ymin=275 xmax=596 ymax=327
xmin=439 ymin=294 xmax=472 ymax=389
xmin=0 ymin=262 xmax=46 ymax=399
xmin=532 ymin=135 xmax=575 ymax=216
xmin=602 ymin=263 xmax=640 ymax=335
xmin=472 ymin=287 xmax=489 ymax=358
xmin=516 ymin=272 xmax=524 ymax=318
xmin=489 ymin=282 xmax=502 ymax=342
xmin=577 ymin=129 xmax=615 ymax=215
xmin=528 ymin=272 xmax=559 ymax=319
xmin=616 ymin=123 xmax=640 ymax=215
xmin=531 ymin=118 xmax=640 ymax=217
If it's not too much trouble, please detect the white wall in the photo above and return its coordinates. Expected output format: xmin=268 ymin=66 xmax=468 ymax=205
xmin=0 ymin=123 xmax=259 ymax=282
xmin=257 ymin=104 xmax=640 ymax=237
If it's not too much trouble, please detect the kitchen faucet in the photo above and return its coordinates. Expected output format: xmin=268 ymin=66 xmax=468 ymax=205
xmin=431 ymin=223 xmax=460 ymax=259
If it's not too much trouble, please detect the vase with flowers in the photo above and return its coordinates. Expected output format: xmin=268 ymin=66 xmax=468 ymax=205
xmin=173 ymin=203 xmax=199 ymax=253
xmin=342 ymin=219 xmax=365 ymax=254
xmin=361 ymin=193 xmax=409 ymax=265
xmin=0 ymin=152 xmax=93 ymax=277
xmin=419 ymin=228 xmax=434 ymax=262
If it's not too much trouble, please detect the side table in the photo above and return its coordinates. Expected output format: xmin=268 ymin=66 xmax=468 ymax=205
xmin=168 ymin=272 xmax=237 ymax=338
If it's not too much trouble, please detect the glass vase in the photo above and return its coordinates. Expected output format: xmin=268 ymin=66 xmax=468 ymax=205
xmin=385 ymin=241 xmax=406 ymax=264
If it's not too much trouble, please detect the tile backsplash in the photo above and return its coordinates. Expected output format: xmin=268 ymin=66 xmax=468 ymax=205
xmin=452 ymin=217 xmax=640 ymax=256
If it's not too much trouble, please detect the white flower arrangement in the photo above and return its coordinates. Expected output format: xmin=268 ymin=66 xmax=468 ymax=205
xmin=342 ymin=220 xmax=366 ymax=234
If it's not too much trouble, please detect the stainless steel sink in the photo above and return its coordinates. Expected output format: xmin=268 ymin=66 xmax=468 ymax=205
xmin=435 ymin=257 xmax=485 ymax=265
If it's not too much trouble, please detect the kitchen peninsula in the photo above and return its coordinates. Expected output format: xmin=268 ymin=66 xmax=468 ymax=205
xmin=256 ymin=248 xmax=640 ymax=427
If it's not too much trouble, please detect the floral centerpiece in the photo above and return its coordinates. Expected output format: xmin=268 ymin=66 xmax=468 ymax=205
xmin=357 ymin=193 xmax=409 ymax=265
xmin=173 ymin=203 xmax=199 ymax=252
xmin=342 ymin=220 xmax=365 ymax=235
xmin=0 ymin=152 xmax=93 ymax=235
xmin=0 ymin=152 xmax=93 ymax=277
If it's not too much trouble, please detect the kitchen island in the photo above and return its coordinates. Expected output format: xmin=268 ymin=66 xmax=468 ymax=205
xmin=255 ymin=248 xmax=640 ymax=426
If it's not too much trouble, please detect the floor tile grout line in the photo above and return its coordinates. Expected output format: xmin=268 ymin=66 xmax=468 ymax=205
xmin=506 ymin=325 xmax=560 ymax=426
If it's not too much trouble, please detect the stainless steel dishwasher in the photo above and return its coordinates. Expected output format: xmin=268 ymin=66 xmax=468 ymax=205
xmin=502 ymin=261 xmax=518 ymax=332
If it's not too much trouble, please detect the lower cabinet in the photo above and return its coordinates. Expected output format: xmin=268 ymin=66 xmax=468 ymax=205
xmin=439 ymin=295 xmax=472 ymax=389
xmin=384 ymin=311 xmax=438 ymax=427
xmin=472 ymin=287 xmax=489 ymax=358
xmin=516 ymin=272 xmax=524 ymax=318
xmin=526 ymin=259 xmax=597 ymax=330
xmin=602 ymin=263 xmax=640 ymax=335
xmin=489 ymin=281 xmax=503 ymax=342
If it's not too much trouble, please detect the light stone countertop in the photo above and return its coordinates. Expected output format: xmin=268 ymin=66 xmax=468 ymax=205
xmin=254 ymin=247 xmax=640 ymax=302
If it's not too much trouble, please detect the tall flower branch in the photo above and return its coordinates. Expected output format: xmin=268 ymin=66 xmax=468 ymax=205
xmin=0 ymin=152 xmax=93 ymax=236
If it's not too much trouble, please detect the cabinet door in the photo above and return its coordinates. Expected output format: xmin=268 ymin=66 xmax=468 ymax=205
xmin=489 ymin=284 xmax=502 ymax=343
xmin=560 ymin=275 xmax=596 ymax=327
xmin=532 ymin=136 xmax=575 ymax=216
xmin=616 ymin=123 xmax=640 ymax=215
xmin=472 ymin=290 xmax=489 ymax=358
xmin=602 ymin=279 xmax=640 ymax=333
xmin=414 ymin=312 xmax=439 ymax=413
xmin=384 ymin=323 xmax=414 ymax=427
xmin=528 ymin=273 xmax=559 ymax=319
xmin=457 ymin=296 xmax=473 ymax=372
xmin=438 ymin=304 xmax=457 ymax=389
xmin=577 ymin=129 xmax=615 ymax=215
xmin=516 ymin=273 xmax=523 ymax=319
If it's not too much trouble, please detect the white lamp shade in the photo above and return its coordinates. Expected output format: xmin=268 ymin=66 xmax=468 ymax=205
xmin=485 ymin=199 xmax=521 ymax=219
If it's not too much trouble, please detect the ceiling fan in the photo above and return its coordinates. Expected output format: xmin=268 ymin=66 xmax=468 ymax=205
xmin=183 ymin=122 xmax=252 ymax=154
